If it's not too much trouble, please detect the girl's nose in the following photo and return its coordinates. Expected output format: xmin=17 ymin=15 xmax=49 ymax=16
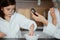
xmin=10 ymin=10 xmax=14 ymax=14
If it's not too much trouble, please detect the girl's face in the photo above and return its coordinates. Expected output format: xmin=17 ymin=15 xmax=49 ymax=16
xmin=1 ymin=5 xmax=15 ymax=17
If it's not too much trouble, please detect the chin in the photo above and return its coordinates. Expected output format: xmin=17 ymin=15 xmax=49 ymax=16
xmin=8 ymin=14 xmax=12 ymax=17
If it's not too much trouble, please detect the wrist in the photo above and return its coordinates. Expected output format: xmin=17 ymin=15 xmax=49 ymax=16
xmin=29 ymin=24 xmax=34 ymax=31
xmin=42 ymin=19 xmax=48 ymax=26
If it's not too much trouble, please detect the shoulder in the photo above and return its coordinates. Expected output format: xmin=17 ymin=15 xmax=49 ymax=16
xmin=0 ymin=17 xmax=4 ymax=25
xmin=13 ymin=12 xmax=26 ymax=20
xmin=14 ymin=12 xmax=25 ymax=17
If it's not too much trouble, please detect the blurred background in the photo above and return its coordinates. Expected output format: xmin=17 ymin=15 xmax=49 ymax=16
xmin=16 ymin=0 xmax=54 ymax=30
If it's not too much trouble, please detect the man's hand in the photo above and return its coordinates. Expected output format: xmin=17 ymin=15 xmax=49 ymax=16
xmin=32 ymin=12 xmax=46 ymax=22
xmin=50 ymin=8 xmax=55 ymax=14
xmin=0 ymin=32 xmax=6 ymax=38
xmin=32 ymin=12 xmax=48 ymax=26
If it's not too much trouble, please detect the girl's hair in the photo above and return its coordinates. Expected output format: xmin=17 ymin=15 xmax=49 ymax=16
xmin=0 ymin=0 xmax=16 ymax=19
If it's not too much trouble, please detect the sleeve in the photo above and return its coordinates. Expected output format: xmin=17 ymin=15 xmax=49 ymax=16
xmin=16 ymin=13 xmax=37 ymax=31
xmin=0 ymin=26 xmax=1 ymax=32
xmin=48 ymin=11 xmax=52 ymax=23
xmin=43 ymin=23 xmax=56 ymax=36
xmin=0 ymin=27 xmax=1 ymax=32
xmin=54 ymin=29 xmax=60 ymax=39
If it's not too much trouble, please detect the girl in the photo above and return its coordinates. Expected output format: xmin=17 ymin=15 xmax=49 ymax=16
xmin=0 ymin=0 xmax=37 ymax=38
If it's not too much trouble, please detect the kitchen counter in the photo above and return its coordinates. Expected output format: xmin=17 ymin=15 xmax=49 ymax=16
xmin=20 ymin=38 xmax=55 ymax=40
xmin=19 ymin=31 xmax=56 ymax=40
xmin=1 ymin=31 xmax=55 ymax=40
xmin=20 ymin=31 xmax=54 ymax=38
xmin=1 ymin=38 xmax=56 ymax=40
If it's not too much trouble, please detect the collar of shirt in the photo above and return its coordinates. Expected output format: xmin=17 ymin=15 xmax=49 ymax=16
xmin=0 ymin=12 xmax=16 ymax=24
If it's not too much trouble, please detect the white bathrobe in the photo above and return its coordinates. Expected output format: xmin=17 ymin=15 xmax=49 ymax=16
xmin=0 ymin=12 xmax=37 ymax=38
xmin=43 ymin=8 xmax=60 ymax=39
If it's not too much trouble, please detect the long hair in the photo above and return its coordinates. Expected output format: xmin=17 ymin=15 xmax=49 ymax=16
xmin=0 ymin=0 xmax=16 ymax=19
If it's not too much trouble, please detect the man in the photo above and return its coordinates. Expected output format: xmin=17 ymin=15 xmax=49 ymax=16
xmin=32 ymin=1 xmax=60 ymax=39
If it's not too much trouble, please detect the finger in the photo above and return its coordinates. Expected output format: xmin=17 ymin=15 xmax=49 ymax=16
xmin=35 ymin=12 xmax=39 ymax=15
xmin=29 ymin=33 xmax=33 ymax=36
xmin=28 ymin=32 xmax=32 ymax=36
xmin=32 ymin=12 xmax=39 ymax=16
xmin=28 ymin=31 xmax=34 ymax=36
xmin=32 ymin=13 xmax=38 ymax=18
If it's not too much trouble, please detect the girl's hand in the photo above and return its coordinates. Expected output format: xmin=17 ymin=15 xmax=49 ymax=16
xmin=29 ymin=31 xmax=34 ymax=36
xmin=0 ymin=32 xmax=6 ymax=38
xmin=28 ymin=24 xmax=34 ymax=36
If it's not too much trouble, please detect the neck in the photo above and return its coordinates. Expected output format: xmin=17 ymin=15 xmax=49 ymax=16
xmin=4 ymin=15 xmax=11 ymax=21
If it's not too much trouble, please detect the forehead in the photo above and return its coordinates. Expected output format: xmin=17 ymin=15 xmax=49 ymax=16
xmin=54 ymin=2 xmax=60 ymax=6
xmin=53 ymin=2 xmax=60 ymax=5
xmin=4 ymin=5 xmax=15 ymax=8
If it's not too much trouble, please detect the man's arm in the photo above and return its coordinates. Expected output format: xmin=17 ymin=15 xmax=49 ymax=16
xmin=50 ymin=8 xmax=57 ymax=26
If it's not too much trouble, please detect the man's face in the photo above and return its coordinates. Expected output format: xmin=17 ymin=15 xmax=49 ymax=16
xmin=54 ymin=2 xmax=59 ymax=8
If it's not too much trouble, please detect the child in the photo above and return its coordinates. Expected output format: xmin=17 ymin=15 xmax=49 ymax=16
xmin=0 ymin=0 xmax=37 ymax=38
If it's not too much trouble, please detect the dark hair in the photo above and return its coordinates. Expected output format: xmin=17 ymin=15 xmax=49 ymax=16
xmin=0 ymin=0 xmax=16 ymax=19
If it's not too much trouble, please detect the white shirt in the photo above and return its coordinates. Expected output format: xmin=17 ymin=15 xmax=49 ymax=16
xmin=0 ymin=12 xmax=37 ymax=38
xmin=48 ymin=8 xmax=60 ymax=28
xmin=43 ymin=8 xmax=60 ymax=39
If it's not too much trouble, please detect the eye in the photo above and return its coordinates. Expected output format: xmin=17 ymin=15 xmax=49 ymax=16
xmin=11 ymin=8 xmax=15 ymax=11
xmin=7 ymin=8 xmax=10 ymax=11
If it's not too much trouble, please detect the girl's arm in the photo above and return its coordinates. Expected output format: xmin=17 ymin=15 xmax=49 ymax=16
xmin=16 ymin=13 xmax=37 ymax=36
xmin=0 ymin=32 xmax=6 ymax=38
xmin=29 ymin=24 xmax=34 ymax=36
